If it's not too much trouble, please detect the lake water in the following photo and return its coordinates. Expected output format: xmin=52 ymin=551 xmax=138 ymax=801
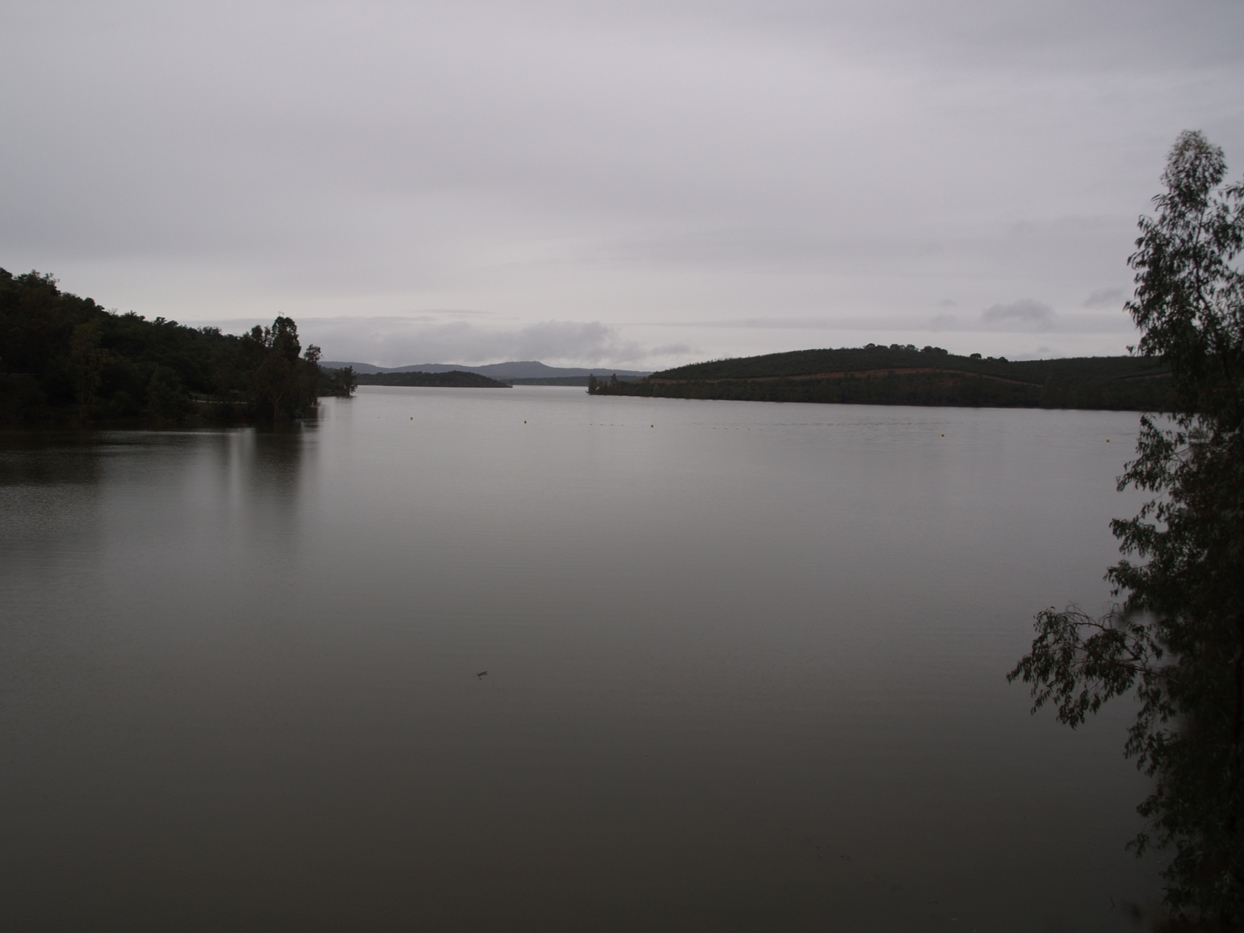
xmin=1 ymin=386 xmax=1162 ymax=931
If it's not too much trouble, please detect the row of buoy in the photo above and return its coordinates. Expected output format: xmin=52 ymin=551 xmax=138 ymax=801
xmin=930 ymin=431 xmax=1114 ymax=443
xmin=391 ymin=417 xmax=1120 ymax=444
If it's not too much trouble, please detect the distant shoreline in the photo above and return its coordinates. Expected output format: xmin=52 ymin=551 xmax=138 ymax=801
xmin=353 ymin=371 xmax=509 ymax=389
xmin=343 ymin=370 xmax=647 ymax=389
xmin=323 ymin=360 xmax=650 ymax=381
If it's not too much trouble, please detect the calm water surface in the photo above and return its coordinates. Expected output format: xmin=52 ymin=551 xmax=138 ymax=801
xmin=1 ymin=386 xmax=1161 ymax=931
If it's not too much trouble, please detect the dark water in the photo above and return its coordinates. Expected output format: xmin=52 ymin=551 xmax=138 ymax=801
xmin=1 ymin=387 xmax=1162 ymax=931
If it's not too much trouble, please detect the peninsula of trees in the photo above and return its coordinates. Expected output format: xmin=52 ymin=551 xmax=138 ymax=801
xmin=0 ymin=269 xmax=355 ymax=425
xmin=588 ymin=345 xmax=1173 ymax=411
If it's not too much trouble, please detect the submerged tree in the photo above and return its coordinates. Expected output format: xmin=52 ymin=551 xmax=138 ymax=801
xmin=1009 ymin=131 xmax=1244 ymax=925
xmin=319 ymin=364 xmax=357 ymax=398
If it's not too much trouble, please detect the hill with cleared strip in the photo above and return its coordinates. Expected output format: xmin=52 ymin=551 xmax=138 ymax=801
xmin=587 ymin=345 xmax=1173 ymax=411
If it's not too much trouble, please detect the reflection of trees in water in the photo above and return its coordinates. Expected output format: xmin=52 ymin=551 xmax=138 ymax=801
xmin=0 ymin=431 xmax=107 ymax=488
xmin=0 ymin=432 xmax=108 ymax=573
xmin=0 ymin=424 xmax=319 ymax=588
xmin=228 ymin=420 xmax=316 ymax=546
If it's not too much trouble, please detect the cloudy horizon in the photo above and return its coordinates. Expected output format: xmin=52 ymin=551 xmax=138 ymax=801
xmin=3 ymin=0 xmax=1242 ymax=367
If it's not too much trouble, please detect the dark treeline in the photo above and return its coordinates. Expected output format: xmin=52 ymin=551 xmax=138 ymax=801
xmin=0 ymin=269 xmax=355 ymax=425
xmin=589 ymin=344 xmax=1174 ymax=411
xmin=354 ymin=370 xmax=509 ymax=388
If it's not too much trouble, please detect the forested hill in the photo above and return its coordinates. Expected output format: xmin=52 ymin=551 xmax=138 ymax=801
xmin=0 ymin=269 xmax=355 ymax=425
xmin=588 ymin=345 xmax=1174 ymax=411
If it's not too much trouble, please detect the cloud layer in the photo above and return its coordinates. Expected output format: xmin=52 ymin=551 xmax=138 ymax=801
xmin=295 ymin=319 xmax=648 ymax=368
xmin=982 ymin=300 xmax=1057 ymax=330
xmin=2 ymin=0 xmax=1241 ymax=365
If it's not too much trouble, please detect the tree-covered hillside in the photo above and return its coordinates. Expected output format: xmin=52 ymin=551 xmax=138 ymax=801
xmin=589 ymin=344 xmax=1173 ymax=411
xmin=0 ymin=269 xmax=353 ymax=424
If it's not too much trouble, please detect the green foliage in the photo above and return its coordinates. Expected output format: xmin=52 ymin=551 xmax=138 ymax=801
xmin=1009 ymin=131 xmax=1244 ymax=925
xmin=240 ymin=317 xmax=324 ymax=421
xmin=0 ymin=269 xmax=339 ymax=424
xmin=319 ymin=365 xmax=358 ymax=397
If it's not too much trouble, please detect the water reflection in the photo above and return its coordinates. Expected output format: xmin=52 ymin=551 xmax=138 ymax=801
xmin=0 ymin=432 xmax=109 ymax=591
xmin=0 ymin=393 xmax=1163 ymax=932
xmin=0 ymin=430 xmax=108 ymax=487
xmin=0 ymin=425 xmax=316 ymax=609
xmin=226 ymin=424 xmax=313 ymax=548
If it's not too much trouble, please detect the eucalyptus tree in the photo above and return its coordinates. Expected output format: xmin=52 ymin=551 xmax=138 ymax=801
xmin=1009 ymin=131 xmax=1244 ymax=925
xmin=241 ymin=316 xmax=323 ymax=420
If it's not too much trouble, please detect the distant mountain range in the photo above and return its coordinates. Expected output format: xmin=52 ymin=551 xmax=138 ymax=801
xmin=320 ymin=360 xmax=651 ymax=380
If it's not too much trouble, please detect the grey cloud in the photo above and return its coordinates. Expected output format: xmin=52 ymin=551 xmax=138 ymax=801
xmin=982 ymin=299 xmax=1056 ymax=331
xmin=650 ymin=343 xmax=694 ymax=357
xmin=647 ymin=310 xmax=1133 ymax=336
xmin=1083 ymin=287 xmax=1127 ymax=308
xmin=280 ymin=317 xmax=646 ymax=368
xmin=0 ymin=0 xmax=1239 ymax=364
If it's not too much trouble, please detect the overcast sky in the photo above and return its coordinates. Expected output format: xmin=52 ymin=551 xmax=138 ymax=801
xmin=3 ymin=1 xmax=1242 ymax=367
